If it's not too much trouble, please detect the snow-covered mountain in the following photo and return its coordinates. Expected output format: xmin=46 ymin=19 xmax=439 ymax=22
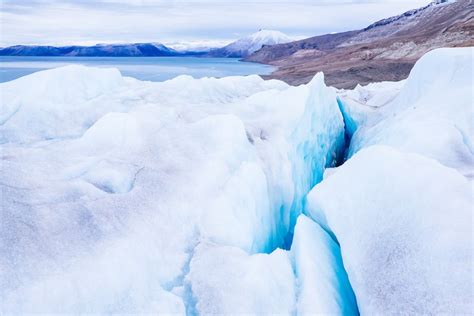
xmin=208 ymin=30 xmax=293 ymax=58
xmin=0 ymin=33 xmax=292 ymax=57
xmin=165 ymin=39 xmax=232 ymax=53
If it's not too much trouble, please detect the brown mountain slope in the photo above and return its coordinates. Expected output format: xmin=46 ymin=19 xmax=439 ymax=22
xmin=246 ymin=0 xmax=474 ymax=88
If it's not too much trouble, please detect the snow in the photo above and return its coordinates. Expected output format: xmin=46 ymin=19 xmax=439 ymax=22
xmin=0 ymin=65 xmax=344 ymax=313
xmin=0 ymin=65 xmax=128 ymax=143
xmin=432 ymin=0 xmax=457 ymax=6
xmin=187 ymin=214 xmax=360 ymax=315
xmin=304 ymin=47 xmax=473 ymax=315
xmin=305 ymin=145 xmax=473 ymax=315
xmin=188 ymin=244 xmax=295 ymax=314
xmin=214 ymin=29 xmax=293 ymax=57
xmin=165 ymin=39 xmax=232 ymax=52
xmin=1 ymin=46 xmax=472 ymax=314
xmin=335 ymin=80 xmax=405 ymax=142
xmin=243 ymin=30 xmax=293 ymax=52
xmin=342 ymin=47 xmax=474 ymax=178
xmin=339 ymin=80 xmax=405 ymax=108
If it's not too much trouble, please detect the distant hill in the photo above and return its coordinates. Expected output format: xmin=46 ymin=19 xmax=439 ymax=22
xmin=245 ymin=0 xmax=474 ymax=88
xmin=0 ymin=43 xmax=195 ymax=57
xmin=208 ymin=30 xmax=293 ymax=58
xmin=0 ymin=32 xmax=294 ymax=58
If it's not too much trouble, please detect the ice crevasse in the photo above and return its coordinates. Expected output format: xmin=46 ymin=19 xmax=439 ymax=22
xmin=0 ymin=64 xmax=351 ymax=313
xmin=1 ymin=47 xmax=472 ymax=314
xmin=307 ymin=47 xmax=473 ymax=315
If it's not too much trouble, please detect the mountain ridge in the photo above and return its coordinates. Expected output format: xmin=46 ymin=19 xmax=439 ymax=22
xmin=245 ymin=0 xmax=473 ymax=88
xmin=207 ymin=30 xmax=293 ymax=58
xmin=0 ymin=43 xmax=205 ymax=57
xmin=0 ymin=30 xmax=292 ymax=58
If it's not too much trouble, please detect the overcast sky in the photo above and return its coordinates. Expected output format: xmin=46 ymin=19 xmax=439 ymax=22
xmin=1 ymin=0 xmax=431 ymax=47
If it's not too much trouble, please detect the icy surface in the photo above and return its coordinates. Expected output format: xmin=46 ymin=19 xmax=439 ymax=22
xmin=346 ymin=47 xmax=474 ymax=177
xmin=188 ymin=244 xmax=295 ymax=314
xmin=306 ymin=47 xmax=473 ymax=315
xmin=0 ymin=66 xmax=128 ymax=143
xmin=291 ymin=215 xmax=358 ymax=315
xmin=1 ymin=47 xmax=472 ymax=314
xmin=0 ymin=65 xmax=344 ymax=313
xmin=339 ymin=80 xmax=405 ymax=108
xmin=187 ymin=215 xmax=359 ymax=315
xmin=306 ymin=145 xmax=473 ymax=315
xmin=335 ymin=80 xmax=405 ymax=146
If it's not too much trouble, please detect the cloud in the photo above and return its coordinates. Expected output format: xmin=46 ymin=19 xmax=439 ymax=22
xmin=0 ymin=0 xmax=431 ymax=46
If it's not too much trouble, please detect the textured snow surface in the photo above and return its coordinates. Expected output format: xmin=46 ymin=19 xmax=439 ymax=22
xmin=306 ymin=47 xmax=474 ymax=315
xmin=306 ymin=146 xmax=473 ymax=315
xmin=344 ymin=47 xmax=474 ymax=178
xmin=1 ymin=47 xmax=472 ymax=314
xmin=0 ymin=66 xmax=345 ymax=313
xmin=187 ymin=214 xmax=359 ymax=315
xmin=188 ymin=244 xmax=295 ymax=314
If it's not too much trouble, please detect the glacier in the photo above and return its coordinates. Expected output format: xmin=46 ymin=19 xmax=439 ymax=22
xmin=1 ymin=47 xmax=472 ymax=314
xmin=306 ymin=47 xmax=473 ymax=315
xmin=0 ymin=65 xmax=346 ymax=313
xmin=341 ymin=47 xmax=474 ymax=177
xmin=306 ymin=145 xmax=473 ymax=314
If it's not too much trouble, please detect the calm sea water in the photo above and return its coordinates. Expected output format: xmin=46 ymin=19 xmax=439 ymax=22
xmin=0 ymin=56 xmax=275 ymax=83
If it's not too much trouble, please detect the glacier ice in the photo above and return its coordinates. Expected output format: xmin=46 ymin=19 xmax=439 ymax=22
xmin=0 ymin=66 xmax=128 ymax=143
xmin=341 ymin=47 xmax=474 ymax=177
xmin=187 ymin=214 xmax=359 ymax=315
xmin=187 ymin=244 xmax=295 ymax=314
xmin=336 ymin=80 xmax=405 ymax=139
xmin=0 ymin=65 xmax=345 ymax=313
xmin=310 ymin=48 xmax=473 ymax=314
xmin=306 ymin=145 xmax=473 ymax=315
xmin=1 ymin=47 xmax=472 ymax=314
xmin=291 ymin=215 xmax=358 ymax=315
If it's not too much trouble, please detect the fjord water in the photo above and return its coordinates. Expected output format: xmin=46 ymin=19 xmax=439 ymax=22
xmin=0 ymin=56 xmax=275 ymax=83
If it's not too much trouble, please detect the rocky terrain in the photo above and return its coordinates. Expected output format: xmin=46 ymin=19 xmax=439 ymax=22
xmin=246 ymin=0 xmax=474 ymax=88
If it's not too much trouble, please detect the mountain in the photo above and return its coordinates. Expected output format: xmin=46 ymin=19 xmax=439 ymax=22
xmin=0 ymin=31 xmax=293 ymax=58
xmin=208 ymin=30 xmax=293 ymax=58
xmin=165 ymin=40 xmax=232 ymax=53
xmin=245 ymin=0 xmax=474 ymax=88
xmin=0 ymin=43 xmax=182 ymax=57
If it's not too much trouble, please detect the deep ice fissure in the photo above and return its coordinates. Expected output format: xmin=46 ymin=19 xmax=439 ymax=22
xmin=0 ymin=66 xmax=358 ymax=314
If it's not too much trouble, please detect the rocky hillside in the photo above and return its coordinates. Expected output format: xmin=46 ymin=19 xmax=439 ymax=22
xmin=246 ymin=0 xmax=473 ymax=88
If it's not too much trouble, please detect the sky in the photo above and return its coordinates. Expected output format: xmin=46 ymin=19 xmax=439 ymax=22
xmin=0 ymin=0 xmax=432 ymax=48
